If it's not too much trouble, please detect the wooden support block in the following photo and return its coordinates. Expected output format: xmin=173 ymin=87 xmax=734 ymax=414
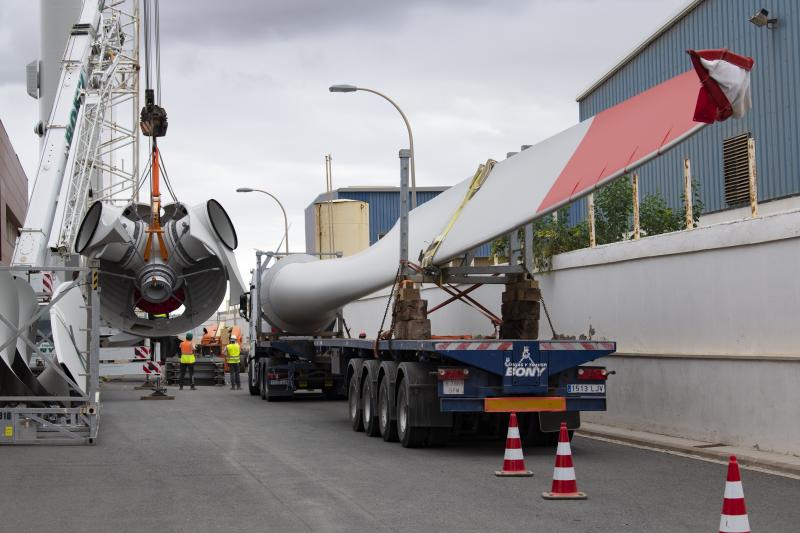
xmin=501 ymin=288 xmax=541 ymax=302
xmin=501 ymin=300 xmax=540 ymax=320
xmin=397 ymin=287 xmax=421 ymax=300
xmin=500 ymin=319 xmax=539 ymax=340
xmin=395 ymin=299 xmax=428 ymax=321
xmin=394 ymin=319 xmax=431 ymax=340
xmin=506 ymin=280 xmax=540 ymax=292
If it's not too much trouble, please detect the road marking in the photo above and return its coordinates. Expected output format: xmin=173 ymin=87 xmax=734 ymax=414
xmin=577 ymin=433 xmax=800 ymax=480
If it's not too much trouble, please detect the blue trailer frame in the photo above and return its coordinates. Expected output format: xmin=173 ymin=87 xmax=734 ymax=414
xmin=251 ymin=337 xmax=616 ymax=413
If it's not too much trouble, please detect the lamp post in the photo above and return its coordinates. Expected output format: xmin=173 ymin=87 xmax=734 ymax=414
xmin=236 ymin=187 xmax=289 ymax=254
xmin=329 ymin=84 xmax=418 ymax=209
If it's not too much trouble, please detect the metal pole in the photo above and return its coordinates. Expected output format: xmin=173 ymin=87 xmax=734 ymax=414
xmin=399 ymin=149 xmax=410 ymax=275
xmin=683 ymin=158 xmax=694 ymax=230
xmin=588 ymin=193 xmax=596 ymax=247
xmin=87 ymin=265 xmax=100 ymax=403
xmin=632 ymin=173 xmax=640 ymax=240
xmin=747 ymin=138 xmax=759 ymax=218
xmin=359 ymin=88 xmax=417 ymax=209
xmin=509 ymin=228 xmax=520 ymax=265
xmin=253 ymin=189 xmax=289 ymax=254
xmin=524 ymin=223 xmax=534 ymax=273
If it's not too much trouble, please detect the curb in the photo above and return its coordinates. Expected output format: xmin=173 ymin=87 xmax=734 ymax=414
xmin=577 ymin=426 xmax=800 ymax=477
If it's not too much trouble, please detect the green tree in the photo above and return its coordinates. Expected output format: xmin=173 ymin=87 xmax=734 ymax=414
xmin=490 ymin=176 xmax=703 ymax=268
xmin=594 ymin=177 xmax=633 ymax=244
xmin=639 ymin=180 xmax=703 ymax=236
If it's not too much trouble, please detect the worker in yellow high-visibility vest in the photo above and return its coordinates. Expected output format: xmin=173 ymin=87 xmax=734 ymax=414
xmin=178 ymin=332 xmax=196 ymax=390
xmin=222 ymin=335 xmax=241 ymax=390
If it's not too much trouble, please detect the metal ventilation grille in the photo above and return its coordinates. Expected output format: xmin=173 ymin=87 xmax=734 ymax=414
xmin=722 ymin=133 xmax=751 ymax=207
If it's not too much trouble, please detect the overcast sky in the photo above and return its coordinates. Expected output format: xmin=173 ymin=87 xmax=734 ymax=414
xmin=0 ymin=0 xmax=688 ymax=279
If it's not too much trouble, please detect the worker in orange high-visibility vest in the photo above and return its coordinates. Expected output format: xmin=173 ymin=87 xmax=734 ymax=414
xmin=178 ymin=332 xmax=196 ymax=390
xmin=222 ymin=335 xmax=241 ymax=390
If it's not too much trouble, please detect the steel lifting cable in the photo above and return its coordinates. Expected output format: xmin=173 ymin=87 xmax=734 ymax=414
xmin=157 ymin=149 xmax=178 ymax=203
xmin=420 ymin=159 xmax=496 ymax=268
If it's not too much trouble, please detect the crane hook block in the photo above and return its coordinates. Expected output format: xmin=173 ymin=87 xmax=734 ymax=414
xmin=140 ymin=88 xmax=168 ymax=138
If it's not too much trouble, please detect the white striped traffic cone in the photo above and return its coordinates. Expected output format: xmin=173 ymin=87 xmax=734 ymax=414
xmin=542 ymin=422 xmax=586 ymax=499
xmin=719 ymin=456 xmax=750 ymax=533
xmin=494 ymin=413 xmax=533 ymax=477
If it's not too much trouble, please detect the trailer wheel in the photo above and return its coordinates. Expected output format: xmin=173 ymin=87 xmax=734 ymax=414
xmin=362 ymin=377 xmax=380 ymax=437
xmin=348 ymin=372 xmax=364 ymax=432
xmin=396 ymin=379 xmax=427 ymax=448
xmin=247 ymin=357 xmax=260 ymax=396
xmin=378 ymin=377 xmax=398 ymax=442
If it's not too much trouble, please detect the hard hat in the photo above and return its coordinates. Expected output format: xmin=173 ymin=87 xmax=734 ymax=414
xmin=186 ymin=332 xmax=193 ymax=340
xmin=230 ymin=335 xmax=237 ymax=341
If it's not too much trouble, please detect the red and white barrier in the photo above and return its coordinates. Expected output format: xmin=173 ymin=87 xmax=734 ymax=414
xmin=435 ymin=341 xmax=513 ymax=351
xmin=143 ymin=360 xmax=161 ymax=376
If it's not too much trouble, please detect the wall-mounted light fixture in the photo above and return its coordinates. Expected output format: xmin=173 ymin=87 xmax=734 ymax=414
xmin=749 ymin=8 xmax=777 ymax=29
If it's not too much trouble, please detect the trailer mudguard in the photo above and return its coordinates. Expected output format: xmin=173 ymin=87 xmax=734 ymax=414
xmin=398 ymin=362 xmax=452 ymax=428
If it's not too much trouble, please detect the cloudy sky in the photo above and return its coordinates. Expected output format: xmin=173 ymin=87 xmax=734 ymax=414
xmin=1 ymin=0 xmax=688 ymax=279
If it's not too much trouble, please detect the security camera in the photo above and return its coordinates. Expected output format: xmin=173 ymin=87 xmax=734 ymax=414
xmin=749 ymin=8 xmax=777 ymax=28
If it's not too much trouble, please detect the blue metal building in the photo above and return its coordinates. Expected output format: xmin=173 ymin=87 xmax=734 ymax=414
xmin=568 ymin=0 xmax=799 ymax=223
xmin=305 ymin=186 xmax=493 ymax=257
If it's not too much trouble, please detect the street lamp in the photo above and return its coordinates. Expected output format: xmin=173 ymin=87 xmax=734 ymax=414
xmin=236 ymin=187 xmax=290 ymax=254
xmin=329 ymin=84 xmax=418 ymax=209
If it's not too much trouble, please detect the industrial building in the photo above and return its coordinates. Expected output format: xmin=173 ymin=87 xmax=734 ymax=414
xmin=0 ymin=120 xmax=27 ymax=265
xmin=568 ymin=0 xmax=799 ymax=225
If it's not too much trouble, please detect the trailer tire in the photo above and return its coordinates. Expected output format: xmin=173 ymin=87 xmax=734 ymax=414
xmin=378 ymin=377 xmax=398 ymax=442
xmin=247 ymin=357 xmax=260 ymax=396
xmin=362 ymin=377 xmax=380 ymax=437
xmin=396 ymin=379 xmax=427 ymax=448
xmin=348 ymin=371 xmax=364 ymax=432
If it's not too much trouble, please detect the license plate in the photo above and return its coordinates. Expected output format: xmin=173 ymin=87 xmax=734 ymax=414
xmin=443 ymin=380 xmax=464 ymax=395
xmin=567 ymin=384 xmax=605 ymax=394
xmin=268 ymin=379 xmax=288 ymax=386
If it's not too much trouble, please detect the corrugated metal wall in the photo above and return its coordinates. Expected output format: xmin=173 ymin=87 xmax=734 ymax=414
xmin=570 ymin=0 xmax=799 ymax=224
xmin=338 ymin=190 xmax=441 ymax=244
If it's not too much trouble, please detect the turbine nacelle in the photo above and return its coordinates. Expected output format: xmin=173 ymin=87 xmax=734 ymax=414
xmin=75 ymin=199 xmax=245 ymax=337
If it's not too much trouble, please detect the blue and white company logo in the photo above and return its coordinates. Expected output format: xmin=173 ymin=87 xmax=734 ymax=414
xmin=504 ymin=346 xmax=547 ymax=377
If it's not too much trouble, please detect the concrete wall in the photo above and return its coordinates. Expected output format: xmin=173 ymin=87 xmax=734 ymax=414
xmin=0 ymin=120 xmax=28 ymax=265
xmin=343 ymin=209 xmax=800 ymax=455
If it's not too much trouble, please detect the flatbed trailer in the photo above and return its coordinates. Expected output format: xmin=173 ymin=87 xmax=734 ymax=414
xmin=247 ymin=336 xmax=615 ymax=447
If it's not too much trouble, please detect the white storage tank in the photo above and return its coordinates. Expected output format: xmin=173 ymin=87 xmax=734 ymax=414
xmin=312 ymin=199 xmax=369 ymax=258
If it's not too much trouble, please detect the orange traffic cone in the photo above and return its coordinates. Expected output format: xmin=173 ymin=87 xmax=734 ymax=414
xmin=542 ymin=422 xmax=587 ymax=499
xmin=719 ymin=456 xmax=750 ymax=533
xmin=494 ymin=413 xmax=533 ymax=477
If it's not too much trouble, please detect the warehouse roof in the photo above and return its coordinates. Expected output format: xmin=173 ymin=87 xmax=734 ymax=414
xmin=575 ymin=0 xmax=705 ymax=102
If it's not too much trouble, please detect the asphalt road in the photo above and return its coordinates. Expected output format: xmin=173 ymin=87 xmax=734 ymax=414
xmin=1 ymin=382 xmax=798 ymax=533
